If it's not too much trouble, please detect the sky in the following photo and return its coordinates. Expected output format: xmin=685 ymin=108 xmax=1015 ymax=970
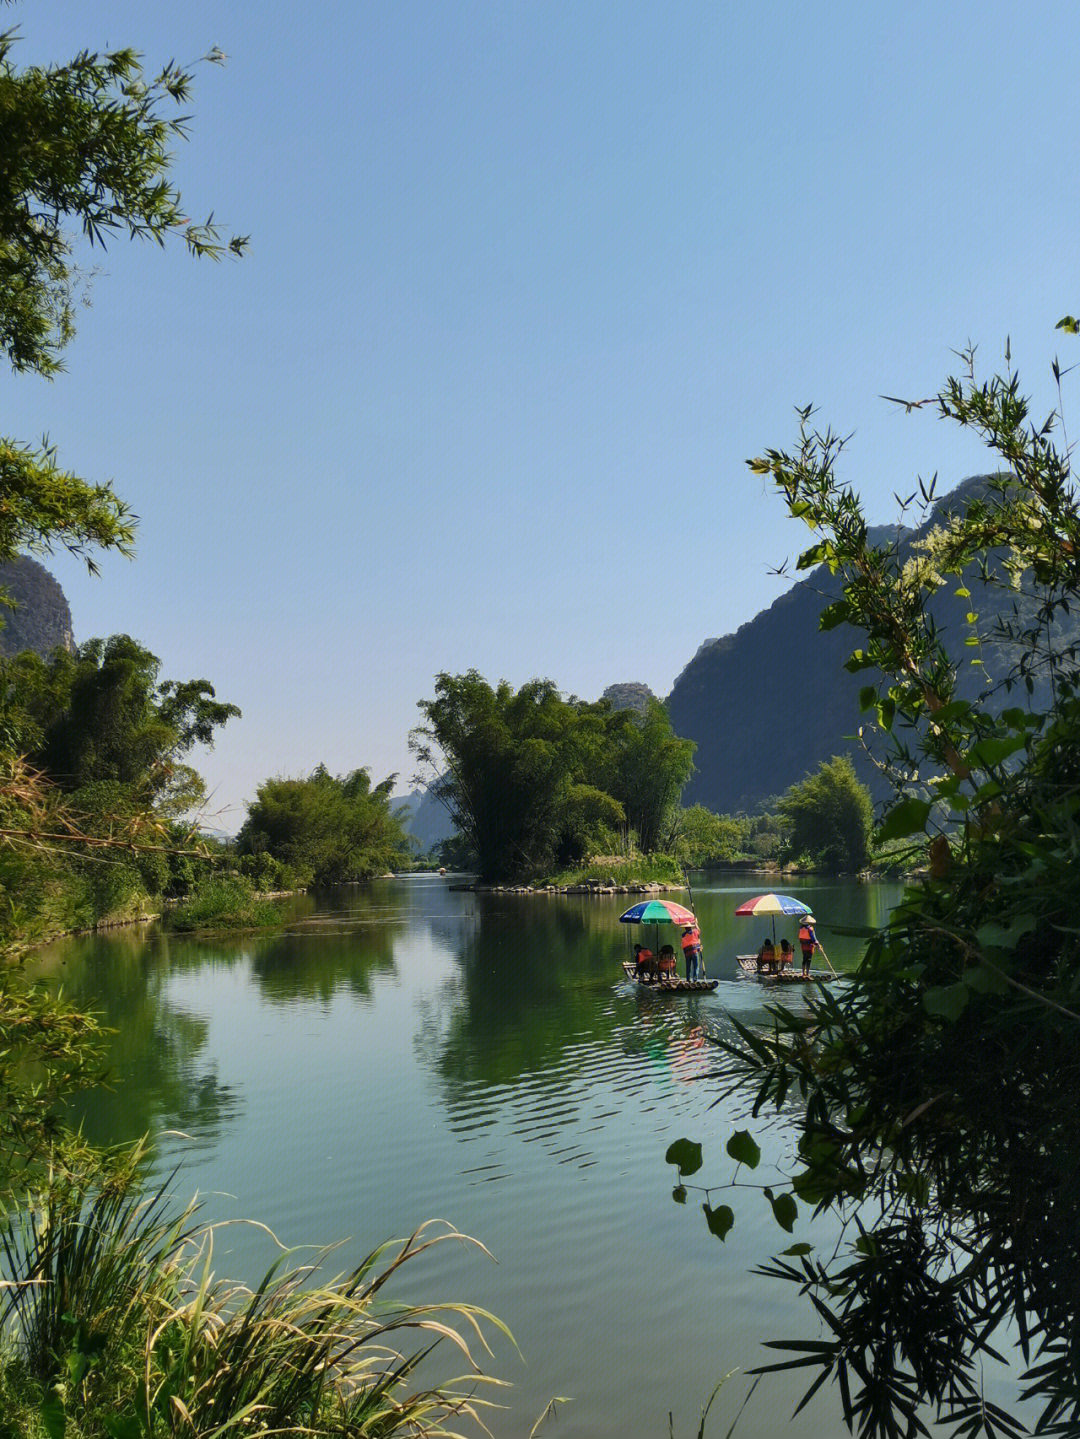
xmin=7 ymin=1 xmax=1080 ymax=830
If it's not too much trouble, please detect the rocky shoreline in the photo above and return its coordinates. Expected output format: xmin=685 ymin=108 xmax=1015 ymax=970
xmin=449 ymin=878 xmax=686 ymax=896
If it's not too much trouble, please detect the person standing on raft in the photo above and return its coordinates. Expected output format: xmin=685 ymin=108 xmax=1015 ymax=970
xmin=798 ymin=918 xmax=818 ymax=977
xmin=681 ymin=924 xmax=703 ymax=981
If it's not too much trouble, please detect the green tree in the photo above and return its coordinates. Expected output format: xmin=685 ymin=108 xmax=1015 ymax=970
xmin=597 ymin=698 xmax=696 ymax=853
xmin=691 ymin=345 xmax=1080 ymax=1438
xmin=237 ymin=765 xmax=412 ymax=887
xmin=3 ymin=635 xmax=239 ymax=809
xmin=775 ymin=754 xmax=873 ymax=871
xmin=411 ymin=672 xmax=624 ymax=882
xmin=674 ymin=804 xmax=746 ymax=866
xmin=0 ymin=22 xmax=244 ymax=572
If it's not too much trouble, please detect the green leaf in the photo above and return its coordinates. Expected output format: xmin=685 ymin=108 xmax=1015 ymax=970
xmin=962 ymin=965 xmax=1008 ymax=995
xmin=969 ymin=734 xmax=1026 ymax=767
xmin=40 ymin=1391 xmax=66 ymax=1439
xmin=858 ymin=685 xmax=877 ymax=713
xmin=726 ymin=1129 xmax=761 ymax=1170
xmin=665 ymin=1138 xmax=703 ymax=1176
xmin=1056 ymin=315 xmax=1080 ymax=334
xmin=770 ymin=1192 xmax=798 ymax=1232
xmin=672 ymin=1185 xmax=687 ymax=1205
xmin=102 ymin=1418 xmax=144 ymax=1439
xmin=818 ymin=598 xmax=851 ymax=627
xmin=977 ymin=915 xmax=1035 ymax=948
xmin=875 ymin=797 xmax=931 ymax=843
xmin=782 ymin=1242 xmax=814 ymax=1256
xmin=923 ymin=983 xmax=969 ymax=1021
xmin=954 ymin=585 xmax=971 ymax=598
xmin=703 ymin=1203 xmax=735 ymax=1240
xmin=791 ymin=1169 xmax=834 ymax=1205
xmin=896 ymin=1172 xmax=930 ymax=1205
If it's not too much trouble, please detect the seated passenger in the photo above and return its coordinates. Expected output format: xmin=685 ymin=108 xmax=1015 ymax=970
xmin=658 ymin=944 xmax=678 ymax=978
xmin=757 ymin=937 xmax=776 ymax=972
xmin=634 ymin=944 xmax=656 ymax=981
xmin=779 ymin=938 xmax=794 ymax=971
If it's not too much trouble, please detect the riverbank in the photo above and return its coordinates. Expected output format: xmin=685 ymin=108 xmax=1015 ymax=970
xmin=450 ymin=877 xmax=686 ymax=895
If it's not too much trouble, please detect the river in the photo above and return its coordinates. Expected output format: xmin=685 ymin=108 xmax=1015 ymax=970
xmin=30 ymin=873 xmax=906 ymax=1438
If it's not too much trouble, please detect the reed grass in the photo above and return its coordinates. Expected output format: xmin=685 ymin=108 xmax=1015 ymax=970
xmin=0 ymin=1150 xmax=509 ymax=1438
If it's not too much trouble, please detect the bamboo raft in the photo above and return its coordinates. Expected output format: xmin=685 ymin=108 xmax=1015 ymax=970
xmin=621 ymin=961 xmax=718 ymax=993
xmin=735 ymin=955 xmax=837 ymax=982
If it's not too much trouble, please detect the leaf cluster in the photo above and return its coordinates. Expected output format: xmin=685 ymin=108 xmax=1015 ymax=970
xmin=0 ymin=28 xmax=246 ymax=377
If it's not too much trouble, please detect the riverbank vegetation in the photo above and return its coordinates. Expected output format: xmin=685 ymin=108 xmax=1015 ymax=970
xmin=163 ymin=873 xmax=285 ymax=933
xmin=671 ymin=759 xmax=876 ymax=874
xmin=410 ymin=670 xmax=881 ymax=884
xmin=0 ymin=1147 xmax=506 ymax=1439
xmin=235 ymin=764 xmax=414 ymax=888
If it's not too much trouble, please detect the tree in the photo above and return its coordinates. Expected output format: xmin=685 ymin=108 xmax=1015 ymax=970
xmin=597 ymin=698 xmax=696 ymax=853
xmin=411 ymin=672 xmax=624 ymax=882
xmin=689 ymin=345 xmax=1080 ymax=1438
xmin=237 ymin=766 xmax=412 ymax=887
xmin=775 ymin=754 xmax=873 ymax=871
xmin=3 ymin=635 xmax=240 ymax=810
xmin=0 ymin=21 xmax=244 ymax=572
xmin=674 ymin=804 xmax=745 ymax=866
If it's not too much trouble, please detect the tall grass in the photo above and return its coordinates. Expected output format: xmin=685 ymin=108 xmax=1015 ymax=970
xmin=0 ymin=1152 xmax=509 ymax=1438
xmin=163 ymin=875 xmax=283 ymax=933
xmin=541 ymin=854 xmax=686 ymax=887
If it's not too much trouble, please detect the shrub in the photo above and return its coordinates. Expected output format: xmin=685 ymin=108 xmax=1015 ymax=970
xmin=163 ymin=875 xmax=283 ymax=933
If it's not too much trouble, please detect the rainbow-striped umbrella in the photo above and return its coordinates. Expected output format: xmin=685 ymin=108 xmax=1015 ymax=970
xmin=734 ymin=892 xmax=813 ymax=942
xmin=619 ymin=899 xmax=697 ymax=926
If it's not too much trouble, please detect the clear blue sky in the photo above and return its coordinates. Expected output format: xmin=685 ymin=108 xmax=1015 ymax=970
xmin=8 ymin=2 xmax=1080 ymax=828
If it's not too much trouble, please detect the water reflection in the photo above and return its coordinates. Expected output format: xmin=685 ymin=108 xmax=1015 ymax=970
xmin=33 ymin=927 xmax=242 ymax=1151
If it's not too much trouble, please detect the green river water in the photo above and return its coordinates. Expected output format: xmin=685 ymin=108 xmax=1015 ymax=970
xmin=31 ymin=873 xmax=909 ymax=1438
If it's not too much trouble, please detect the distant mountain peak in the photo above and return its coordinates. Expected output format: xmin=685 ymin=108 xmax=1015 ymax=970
xmin=666 ymin=474 xmax=1018 ymax=814
xmin=0 ymin=556 xmax=74 ymax=658
xmin=601 ymin=682 xmax=656 ymax=715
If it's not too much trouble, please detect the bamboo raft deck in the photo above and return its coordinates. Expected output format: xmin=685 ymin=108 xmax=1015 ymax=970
xmin=621 ymin=961 xmax=718 ymax=993
xmin=735 ymin=955 xmax=837 ymax=982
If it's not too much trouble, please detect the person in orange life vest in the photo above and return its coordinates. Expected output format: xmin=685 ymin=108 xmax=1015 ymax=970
xmin=798 ymin=919 xmax=817 ymax=976
xmin=681 ymin=924 xmax=703 ymax=981
xmin=658 ymin=944 xmax=678 ymax=977
xmin=634 ymin=943 xmax=656 ymax=981
xmin=779 ymin=938 xmax=794 ymax=971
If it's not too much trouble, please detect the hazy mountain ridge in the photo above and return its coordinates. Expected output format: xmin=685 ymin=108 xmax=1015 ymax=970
xmin=665 ymin=474 xmax=1054 ymax=815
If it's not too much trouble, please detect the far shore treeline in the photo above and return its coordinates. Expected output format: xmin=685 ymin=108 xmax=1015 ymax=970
xmin=0 ymin=633 xmax=880 ymax=950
